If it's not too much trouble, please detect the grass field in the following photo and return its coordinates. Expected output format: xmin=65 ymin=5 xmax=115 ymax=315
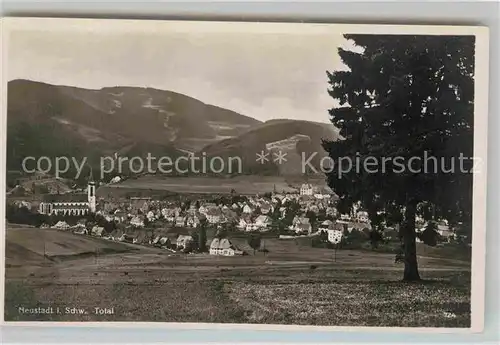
xmin=5 ymin=227 xmax=139 ymax=267
xmin=4 ymin=226 xmax=471 ymax=327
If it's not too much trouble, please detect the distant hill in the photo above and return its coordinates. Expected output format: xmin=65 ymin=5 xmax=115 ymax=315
xmin=8 ymin=177 xmax=73 ymax=195
xmin=7 ymin=79 xmax=338 ymax=181
xmin=201 ymin=119 xmax=340 ymax=176
xmin=7 ymin=79 xmax=262 ymax=182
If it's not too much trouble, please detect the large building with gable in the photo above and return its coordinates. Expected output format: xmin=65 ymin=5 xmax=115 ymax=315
xmin=38 ymin=181 xmax=96 ymax=216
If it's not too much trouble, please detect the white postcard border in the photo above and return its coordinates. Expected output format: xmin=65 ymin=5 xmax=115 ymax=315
xmin=0 ymin=17 xmax=490 ymax=334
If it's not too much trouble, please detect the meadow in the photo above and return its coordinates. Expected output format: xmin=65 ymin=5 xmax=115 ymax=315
xmin=4 ymin=227 xmax=471 ymax=327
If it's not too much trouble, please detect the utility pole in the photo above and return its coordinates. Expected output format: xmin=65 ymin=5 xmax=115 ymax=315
xmin=43 ymin=230 xmax=46 ymax=263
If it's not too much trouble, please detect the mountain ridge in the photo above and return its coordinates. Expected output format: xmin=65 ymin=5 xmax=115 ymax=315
xmin=7 ymin=79 xmax=338 ymax=182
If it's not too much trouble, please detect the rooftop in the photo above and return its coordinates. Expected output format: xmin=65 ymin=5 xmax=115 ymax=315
xmin=42 ymin=193 xmax=88 ymax=203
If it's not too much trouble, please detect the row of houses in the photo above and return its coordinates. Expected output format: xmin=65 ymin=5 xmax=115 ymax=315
xmin=53 ymin=217 xmax=247 ymax=257
xmin=93 ymin=189 xmax=340 ymax=231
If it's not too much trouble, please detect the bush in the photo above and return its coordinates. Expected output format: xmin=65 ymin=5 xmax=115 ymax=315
xmin=341 ymin=228 xmax=369 ymax=248
xmin=247 ymin=234 xmax=262 ymax=255
xmin=369 ymin=230 xmax=384 ymax=249
xmin=6 ymin=204 xmax=49 ymax=227
xmin=384 ymin=228 xmax=400 ymax=242
xmin=417 ymin=223 xmax=440 ymax=246
xmin=310 ymin=235 xmax=337 ymax=249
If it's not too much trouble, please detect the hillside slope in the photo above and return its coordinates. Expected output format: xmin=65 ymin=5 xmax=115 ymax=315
xmin=7 ymin=79 xmax=262 ymax=181
xmin=201 ymin=119 xmax=340 ymax=176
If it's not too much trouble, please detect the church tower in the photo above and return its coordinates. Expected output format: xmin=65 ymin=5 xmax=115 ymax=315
xmin=88 ymin=181 xmax=96 ymax=213
xmin=87 ymin=168 xmax=96 ymax=213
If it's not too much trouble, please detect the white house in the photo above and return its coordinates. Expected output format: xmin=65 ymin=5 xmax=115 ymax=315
xmin=91 ymin=226 xmax=105 ymax=237
xmin=53 ymin=220 xmax=70 ymax=230
xmin=294 ymin=222 xmax=312 ymax=234
xmin=175 ymin=216 xmax=186 ymax=227
xmin=326 ymin=207 xmax=338 ymax=217
xmin=71 ymin=223 xmax=86 ymax=231
xmin=260 ymin=203 xmax=273 ymax=215
xmin=13 ymin=200 xmax=32 ymax=209
xmin=242 ymin=204 xmax=254 ymax=214
xmin=249 ymin=198 xmax=260 ymax=207
xmin=272 ymin=194 xmax=285 ymax=202
xmin=416 ymin=215 xmax=425 ymax=224
xmin=356 ymin=211 xmax=369 ymax=223
xmin=158 ymin=236 xmax=171 ymax=247
xmin=209 ymin=238 xmax=243 ymax=256
xmin=307 ymin=205 xmax=320 ymax=214
xmin=436 ymin=222 xmax=454 ymax=241
xmin=340 ymin=214 xmax=351 ymax=221
xmin=130 ymin=216 xmax=145 ymax=227
xmin=186 ymin=213 xmax=203 ymax=228
xmin=314 ymin=193 xmax=331 ymax=200
xmin=206 ymin=208 xmax=222 ymax=224
xmin=245 ymin=223 xmax=260 ymax=232
xmin=327 ymin=228 xmax=343 ymax=244
xmin=130 ymin=198 xmax=150 ymax=214
xmin=318 ymin=220 xmax=334 ymax=232
xmin=199 ymin=203 xmax=217 ymax=215
xmin=151 ymin=235 xmax=160 ymax=245
xmin=254 ymin=215 xmax=271 ymax=229
xmin=222 ymin=209 xmax=237 ymax=223
xmin=238 ymin=215 xmax=252 ymax=230
xmin=300 ymin=183 xmax=314 ymax=196
xmin=146 ymin=210 xmax=156 ymax=222
xmin=74 ymin=228 xmax=88 ymax=235
xmin=118 ymin=233 xmax=135 ymax=243
xmin=176 ymin=235 xmax=193 ymax=250
xmin=291 ymin=216 xmax=312 ymax=234
xmin=113 ymin=211 xmax=127 ymax=223
xmin=162 ymin=208 xmax=177 ymax=222
xmin=109 ymin=176 xmax=121 ymax=184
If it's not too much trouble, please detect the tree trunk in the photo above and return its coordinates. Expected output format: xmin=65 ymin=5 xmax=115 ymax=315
xmin=402 ymin=201 xmax=421 ymax=281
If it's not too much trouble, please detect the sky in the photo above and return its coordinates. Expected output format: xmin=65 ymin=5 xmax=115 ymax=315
xmin=6 ymin=20 xmax=354 ymax=124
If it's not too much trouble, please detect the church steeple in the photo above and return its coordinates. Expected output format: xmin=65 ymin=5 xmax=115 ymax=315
xmin=87 ymin=165 xmax=96 ymax=213
xmin=88 ymin=165 xmax=94 ymax=183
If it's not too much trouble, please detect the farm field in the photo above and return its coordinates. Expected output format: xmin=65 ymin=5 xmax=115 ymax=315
xmin=98 ymin=175 xmax=328 ymax=196
xmin=5 ymin=227 xmax=142 ymax=264
xmin=4 ymin=227 xmax=471 ymax=327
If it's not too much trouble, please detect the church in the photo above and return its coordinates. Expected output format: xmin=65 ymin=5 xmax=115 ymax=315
xmin=38 ymin=181 xmax=96 ymax=216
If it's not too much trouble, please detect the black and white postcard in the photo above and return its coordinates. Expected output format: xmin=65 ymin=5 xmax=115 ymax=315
xmin=0 ymin=18 xmax=489 ymax=331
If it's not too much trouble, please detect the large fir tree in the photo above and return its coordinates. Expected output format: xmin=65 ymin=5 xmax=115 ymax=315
xmin=323 ymin=35 xmax=475 ymax=281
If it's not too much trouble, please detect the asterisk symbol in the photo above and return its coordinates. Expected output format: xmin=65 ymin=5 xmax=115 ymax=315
xmin=256 ymin=150 xmax=270 ymax=164
xmin=273 ymin=150 xmax=288 ymax=164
